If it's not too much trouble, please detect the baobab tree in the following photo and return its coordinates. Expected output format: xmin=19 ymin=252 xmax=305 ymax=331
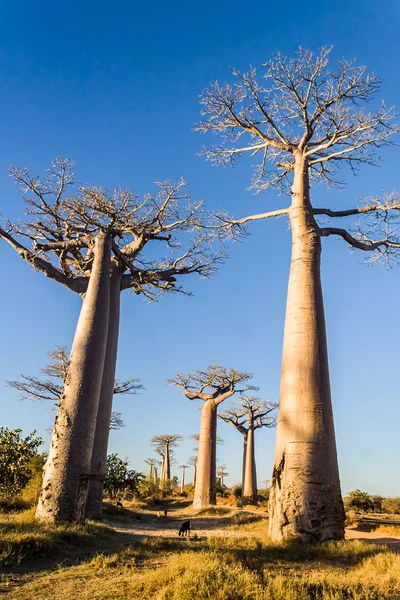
xmin=188 ymin=456 xmax=198 ymax=487
xmin=151 ymin=434 xmax=182 ymax=490
xmin=197 ymin=47 xmax=400 ymax=541
xmin=179 ymin=464 xmax=188 ymax=493
xmin=219 ymin=396 xmax=277 ymax=504
xmin=7 ymin=345 xmax=142 ymax=432
xmin=144 ymin=458 xmax=158 ymax=481
xmin=0 ymin=158 xmax=225 ymax=522
xmin=216 ymin=465 xmax=228 ymax=487
xmin=171 ymin=366 xmax=254 ymax=508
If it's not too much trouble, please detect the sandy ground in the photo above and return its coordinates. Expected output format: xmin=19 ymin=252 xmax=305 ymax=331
xmin=108 ymin=503 xmax=400 ymax=547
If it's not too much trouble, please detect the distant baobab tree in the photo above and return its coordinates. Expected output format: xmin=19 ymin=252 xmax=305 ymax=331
xmin=171 ymin=365 xmax=254 ymax=508
xmin=151 ymin=434 xmax=182 ymax=489
xmin=7 ymin=345 xmax=142 ymax=432
xmin=144 ymin=458 xmax=158 ymax=481
xmin=179 ymin=464 xmax=188 ymax=493
xmin=0 ymin=158 xmax=225 ymax=522
xmin=216 ymin=465 xmax=228 ymax=487
xmin=219 ymin=396 xmax=277 ymax=504
xmin=188 ymin=456 xmax=198 ymax=487
xmin=197 ymin=47 xmax=400 ymax=541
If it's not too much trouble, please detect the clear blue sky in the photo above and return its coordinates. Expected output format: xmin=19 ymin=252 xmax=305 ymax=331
xmin=1 ymin=0 xmax=399 ymax=496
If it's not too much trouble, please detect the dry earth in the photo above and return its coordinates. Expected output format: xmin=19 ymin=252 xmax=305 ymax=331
xmin=109 ymin=501 xmax=400 ymax=547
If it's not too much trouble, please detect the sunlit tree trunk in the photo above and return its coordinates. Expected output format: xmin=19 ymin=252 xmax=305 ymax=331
xmin=36 ymin=234 xmax=111 ymax=522
xmin=193 ymin=400 xmax=217 ymax=509
xmin=241 ymin=430 xmax=248 ymax=490
xmin=192 ymin=464 xmax=197 ymax=487
xmin=180 ymin=468 xmax=186 ymax=493
xmin=85 ymin=269 xmax=123 ymax=519
xmin=243 ymin=420 xmax=256 ymax=504
xmin=269 ymin=156 xmax=344 ymax=542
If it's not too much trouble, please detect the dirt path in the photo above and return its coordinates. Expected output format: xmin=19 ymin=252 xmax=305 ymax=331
xmin=345 ymin=528 xmax=400 ymax=548
xmin=109 ymin=503 xmax=400 ymax=547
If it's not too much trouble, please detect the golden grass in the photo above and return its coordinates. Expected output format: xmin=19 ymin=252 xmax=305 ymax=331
xmin=373 ymin=524 xmax=400 ymax=537
xmin=0 ymin=508 xmax=116 ymax=567
xmin=2 ymin=510 xmax=400 ymax=599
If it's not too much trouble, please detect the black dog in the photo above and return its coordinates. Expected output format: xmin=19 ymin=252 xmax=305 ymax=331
xmin=178 ymin=520 xmax=191 ymax=537
xmin=180 ymin=491 xmax=188 ymax=498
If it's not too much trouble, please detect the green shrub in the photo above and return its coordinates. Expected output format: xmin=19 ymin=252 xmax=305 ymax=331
xmin=0 ymin=428 xmax=43 ymax=497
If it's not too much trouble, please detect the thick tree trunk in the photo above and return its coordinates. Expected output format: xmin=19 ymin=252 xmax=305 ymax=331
xmin=36 ymin=234 xmax=111 ymax=522
xmin=160 ymin=445 xmax=170 ymax=489
xmin=253 ymin=451 xmax=257 ymax=496
xmin=192 ymin=464 xmax=197 ymax=487
xmin=241 ymin=430 xmax=248 ymax=490
xmin=193 ymin=400 xmax=217 ymax=509
xmin=165 ymin=445 xmax=171 ymax=481
xmin=243 ymin=422 xmax=257 ymax=504
xmin=268 ymin=156 xmax=345 ymax=542
xmin=180 ymin=468 xmax=185 ymax=493
xmin=85 ymin=270 xmax=122 ymax=519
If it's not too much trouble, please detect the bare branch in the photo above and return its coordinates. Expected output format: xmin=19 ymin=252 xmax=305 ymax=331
xmin=170 ymin=365 xmax=256 ymax=406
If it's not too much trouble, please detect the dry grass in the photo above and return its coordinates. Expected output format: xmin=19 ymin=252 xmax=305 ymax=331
xmin=2 ymin=508 xmax=400 ymax=599
xmin=372 ymin=524 xmax=400 ymax=537
xmin=0 ymin=508 xmax=117 ymax=567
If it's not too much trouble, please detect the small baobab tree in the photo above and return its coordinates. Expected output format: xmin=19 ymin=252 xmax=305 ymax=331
xmin=144 ymin=458 xmax=158 ymax=481
xmin=0 ymin=158 xmax=225 ymax=522
xmin=151 ymin=434 xmax=182 ymax=490
xmin=7 ymin=345 xmax=142 ymax=433
xmin=219 ymin=396 xmax=277 ymax=504
xmin=171 ymin=366 xmax=254 ymax=509
xmin=216 ymin=465 xmax=228 ymax=487
xmin=197 ymin=47 xmax=400 ymax=541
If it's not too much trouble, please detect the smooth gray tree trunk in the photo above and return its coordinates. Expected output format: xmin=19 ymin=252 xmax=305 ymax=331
xmin=268 ymin=157 xmax=345 ymax=542
xmin=36 ymin=234 xmax=111 ymax=522
xmin=241 ymin=430 xmax=248 ymax=490
xmin=193 ymin=400 xmax=217 ymax=509
xmin=85 ymin=269 xmax=123 ymax=519
xmin=243 ymin=422 xmax=257 ymax=504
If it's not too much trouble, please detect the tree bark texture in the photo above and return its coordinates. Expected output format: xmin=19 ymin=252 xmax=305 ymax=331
xmin=241 ymin=430 xmax=248 ymax=490
xmin=192 ymin=464 xmax=197 ymax=487
xmin=193 ymin=400 xmax=217 ymax=509
xmin=268 ymin=157 xmax=345 ymax=542
xmin=85 ymin=270 xmax=123 ymax=519
xmin=36 ymin=234 xmax=111 ymax=522
xmin=243 ymin=422 xmax=257 ymax=504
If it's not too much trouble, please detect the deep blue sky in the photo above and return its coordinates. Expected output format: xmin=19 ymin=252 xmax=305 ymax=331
xmin=1 ymin=0 xmax=399 ymax=495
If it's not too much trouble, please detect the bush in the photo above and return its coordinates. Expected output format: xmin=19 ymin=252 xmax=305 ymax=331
xmin=382 ymin=497 xmax=400 ymax=514
xmin=104 ymin=454 xmax=144 ymax=498
xmin=344 ymin=489 xmax=374 ymax=512
xmin=232 ymin=485 xmax=242 ymax=499
xmin=0 ymin=428 xmax=43 ymax=497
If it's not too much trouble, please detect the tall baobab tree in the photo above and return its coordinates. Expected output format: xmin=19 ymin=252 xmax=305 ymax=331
xmin=7 ymin=345 xmax=142 ymax=432
xmin=197 ymin=47 xmax=400 ymax=541
xmin=151 ymin=434 xmax=182 ymax=490
xmin=171 ymin=366 xmax=254 ymax=508
xmin=219 ymin=396 xmax=277 ymax=504
xmin=0 ymin=158 xmax=225 ymax=522
xmin=188 ymin=456 xmax=198 ymax=487
xmin=179 ymin=464 xmax=188 ymax=493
